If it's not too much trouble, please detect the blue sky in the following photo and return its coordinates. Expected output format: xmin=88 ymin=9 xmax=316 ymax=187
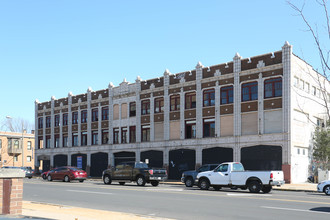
xmin=0 ymin=0 xmax=327 ymax=129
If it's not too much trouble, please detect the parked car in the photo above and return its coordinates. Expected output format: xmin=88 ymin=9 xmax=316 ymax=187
xmin=102 ymin=161 xmax=167 ymax=186
xmin=181 ymin=164 xmax=219 ymax=187
xmin=2 ymin=166 xmax=33 ymax=179
xmin=317 ymin=180 xmax=330 ymax=195
xmin=47 ymin=166 xmax=87 ymax=182
xmin=195 ymin=162 xmax=285 ymax=193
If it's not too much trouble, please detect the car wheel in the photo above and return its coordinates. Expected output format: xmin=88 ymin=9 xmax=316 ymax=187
xmin=47 ymin=175 xmax=52 ymax=181
xmin=262 ymin=185 xmax=272 ymax=193
xmin=28 ymin=177 xmax=32 ymax=179
xmin=136 ymin=176 xmax=146 ymax=186
xmin=198 ymin=178 xmax=210 ymax=190
xmin=64 ymin=175 xmax=70 ymax=182
xmin=248 ymin=181 xmax=261 ymax=193
xmin=151 ymin=181 xmax=159 ymax=186
xmin=324 ymin=185 xmax=330 ymax=195
xmin=103 ymin=175 xmax=111 ymax=185
xmin=79 ymin=180 xmax=84 ymax=183
xmin=42 ymin=174 xmax=46 ymax=180
xmin=185 ymin=177 xmax=193 ymax=187
xmin=119 ymin=182 xmax=125 ymax=185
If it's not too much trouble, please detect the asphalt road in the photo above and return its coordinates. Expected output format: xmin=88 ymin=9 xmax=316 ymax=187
xmin=23 ymin=179 xmax=330 ymax=220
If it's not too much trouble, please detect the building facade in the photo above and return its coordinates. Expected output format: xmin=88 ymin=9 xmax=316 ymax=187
xmin=0 ymin=131 xmax=35 ymax=168
xmin=34 ymin=42 xmax=330 ymax=183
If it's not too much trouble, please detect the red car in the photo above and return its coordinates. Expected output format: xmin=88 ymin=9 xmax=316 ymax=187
xmin=41 ymin=169 xmax=53 ymax=180
xmin=47 ymin=166 xmax=87 ymax=182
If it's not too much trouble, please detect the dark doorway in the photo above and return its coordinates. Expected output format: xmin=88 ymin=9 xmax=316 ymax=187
xmin=43 ymin=160 xmax=50 ymax=172
xmin=54 ymin=155 xmax=68 ymax=168
xmin=71 ymin=154 xmax=87 ymax=171
xmin=241 ymin=145 xmax=282 ymax=170
xmin=114 ymin=151 xmax=135 ymax=165
xmin=141 ymin=150 xmax=163 ymax=168
xmin=202 ymin=147 xmax=233 ymax=165
xmin=91 ymin=152 xmax=108 ymax=177
xmin=169 ymin=149 xmax=195 ymax=180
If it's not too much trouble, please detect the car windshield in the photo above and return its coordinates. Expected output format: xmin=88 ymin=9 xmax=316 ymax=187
xmin=135 ymin=162 xmax=149 ymax=169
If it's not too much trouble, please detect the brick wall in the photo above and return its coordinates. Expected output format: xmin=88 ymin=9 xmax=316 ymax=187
xmin=0 ymin=178 xmax=23 ymax=215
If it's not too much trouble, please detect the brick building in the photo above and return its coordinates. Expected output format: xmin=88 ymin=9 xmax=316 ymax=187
xmin=0 ymin=131 xmax=35 ymax=169
xmin=34 ymin=42 xmax=330 ymax=183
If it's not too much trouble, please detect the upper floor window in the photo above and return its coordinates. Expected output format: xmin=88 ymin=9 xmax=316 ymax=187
xmin=92 ymin=108 xmax=98 ymax=122
xmin=129 ymin=126 xmax=136 ymax=143
xmin=221 ymin=86 xmax=233 ymax=105
xmin=102 ymin=129 xmax=109 ymax=144
xmin=141 ymin=100 xmax=150 ymax=115
xmin=203 ymin=89 xmax=215 ymax=107
xmin=92 ymin=131 xmax=98 ymax=145
xmin=113 ymin=128 xmax=119 ymax=144
xmin=72 ymin=112 xmax=78 ymax=124
xmin=170 ymin=95 xmax=180 ymax=111
xmin=141 ymin=125 xmax=150 ymax=142
xmin=203 ymin=119 xmax=215 ymax=138
xmin=154 ymin=98 xmax=164 ymax=113
xmin=102 ymin=106 xmax=109 ymax=120
xmin=121 ymin=127 xmax=127 ymax=143
xmin=27 ymin=141 xmax=32 ymax=150
xmin=46 ymin=116 xmax=51 ymax=128
xmin=185 ymin=92 xmax=196 ymax=109
xmin=54 ymin=115 xmax=60 ymax=127
xmin=264 ymin=78 xmax=282 ymax=98
xmin=129 ymin=102 xmax=136 ymax=117
xmin=81 ymin=131 xmax=87 ymax=146
xmin=38 ymin=118 xmax=43 ymax=129
xmin=81 ymin=110 xmax=87 ymax=123
xmin=63 ymin=113 xmax=68 ymax=126
xmin=242 ymin=82 xmax=258 ymax=102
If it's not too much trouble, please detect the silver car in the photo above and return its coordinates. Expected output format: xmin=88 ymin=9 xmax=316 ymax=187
xmin=317 ymin=180 xmax=330 ymax=195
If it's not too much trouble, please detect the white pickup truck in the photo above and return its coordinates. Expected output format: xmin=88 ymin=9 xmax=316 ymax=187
xmin=195 ymin=162 xmax=285 ymax=193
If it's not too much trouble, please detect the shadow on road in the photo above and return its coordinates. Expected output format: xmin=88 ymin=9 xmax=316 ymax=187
xmin=310 ymin=207 xmax=330 ymax=213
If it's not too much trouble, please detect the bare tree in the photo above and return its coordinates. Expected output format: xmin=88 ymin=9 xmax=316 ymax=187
xmin=2 ymin=117 xmax=34 ymax=134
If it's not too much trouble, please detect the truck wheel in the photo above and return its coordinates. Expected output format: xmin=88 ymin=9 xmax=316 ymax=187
xmin=199 ymin=179 xmax=210 ymax=190
xmin=136 ymin=176 xmax=146 ymax=186
xmin=324 ymin=185 xmax=330 ymax=195
xmin=262 ymin=185 xmax=272 ymax=193
xmin=119 ymin=182 xmax=125 ymax=185
xmin=151 ymin=181 xmax=159 ymax=186
xmin=248 ymin=181 xmax=261 ymax=193
xmin=103 ymin=175 xmax=112 ymax=185
xmin=185 ymin=177 xmax=193 ymax=187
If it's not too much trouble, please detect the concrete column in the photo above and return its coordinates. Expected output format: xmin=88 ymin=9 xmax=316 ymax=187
xmin=87 ymin=88 xmax=92 ymax=146
xmin=215 ymin=81 xmax=220 ymax=137
xmin=78 ymin=103 xmax=81 ymax=146
xmin=42 ymin=112 xmax=46 ymax=149
xmin=109 ymin=151 xmax=115 ymax=167
xmin=50 ymin=96 xmax=55 ymax=148
xmin=136 ymin=149 xmax=141 ymax=162
xmin=150 ymin=93 xmax=154 ymax=142
xmin=86 ymin=152 xmax=91 ymax=176
xmin=67 ymin=152 xmax=72 ymax=166
xmin=68 ymin=92 xmax=73 ymax=147
xmin=258 ymin=73 xmax=264 ymax=135
xmin=163 ymin=70 xmax=170 ymax=140
xmin=180 ymin=87 xmax=185 ymax=139
xmin=196 ymin=148 xmax=202 ymax=168
xmin=135 ymin=77 xmax=142 ymax=143
xmin=98 ymin=102 xmax=102 ymax=145
xmin=234 ymin=146 xmax=241 ymax=162
xmin=118 ymin=103 xmax=122 ymax=144
xmin=59 ymin=108 xmax=63 ymax=147
xmin=196 ymin=62 xmax=203 ymax=138
xmin=108 ymin=83 xmax=114 ymax=144
xmin=233 ymin=53 xmax=242 ymax=137
xmin=50 ymin=154 xmax=54 ymax=168
xmin=163 ymin=147 xmax=169 ymax=166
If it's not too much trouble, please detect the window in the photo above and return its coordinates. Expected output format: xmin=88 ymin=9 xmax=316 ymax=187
xmin=81 ymin=132 xmax=87 ymax=146
xmin=46 ymin=136 xmax=51 ymax=148
xmin=102 ymin=106 xmax=109 ymax=120
xmin=121 ymin=127 xmax=127 ymax=143
xmin=264 ymin=78 xmax=282 ymax=98
xmin=63 ymin=113 xmax=68 ymax=126
xmin=46 ymin=116 xmax=51 ymax=128
xmin=0 ymin=139 xmax=2 ymax=149
xmin=38 ymin=117 xmax=43 ymax=129
xmin=185 ymin=92 xmax=196 ymax=109
xmin=203 ymin=89 xmax=215 ymax=107
xmin=203 ymin=119 xmax=215 ymax=138
xmin=242 ymin=82 xmax=258 ymax=101
xmin=63 ymin=135 xmax=68 ymax=147
xmin=72 ymin=133 xmax=78 ymax=146
xmin=300 ymin=79 xmax=305 ymax=90
xmin=92 ymin=108 xmax=98 ymax=122
xmin=129 ymin=102 xmax=136 ymax=117
xmin=102 ymin=129 xmax=109 ymax=144
xmin=14 ymin=156 xmax=18 ymax=162
xmin=294 ymin=76 xmax=299 ymax=87
xmin=305 ymin=82 xmax=310 ymax=93
xmin=129 ymin=126 xmax=136 ymax=143
xmin=54 ymin=115 xmax=60 ymax=127
xmin=185 ymin=121 xmax=196 ymax=139
xmin=170 ymin=95 xmax=180 ymax=111
xmin=14 ymin=139 xmax=19 ymax=149
xmin=113 ymin=128 xmax=119 ymax=144
xmin=72 ymin=112 xmax=78 ymax=124
xmin=27 ymin=156 xmax=32 ymax=162
xmin=38 ymin=137 xmax=43 ymax=149
xmin=216 ymin=164 xmax=228 ymax=172
xmin=92 ymin=131 xmax=98 ymax=145
xmin=141 ymin=100 xmax=150 ymax=115
xmin=312 ymin=86 xmax=316 ymax=96
xmin=81 ymin=110 xmax=88 ymax=123
xmin=27 ymin=141 xmax=31 ymax=150
xmin=154 ymin=98 xmax=164 ymax=113
xmin=141 ymin=125 xmax=150 ymax=142
xmin=220 ymin=86 xmax=233 ymax=105
xmin=54 ymin=135 xmax=59 ymax=148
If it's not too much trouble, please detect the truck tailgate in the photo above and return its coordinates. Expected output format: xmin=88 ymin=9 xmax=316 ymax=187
xmin=272 ymin=171 xmax=284 ymax=182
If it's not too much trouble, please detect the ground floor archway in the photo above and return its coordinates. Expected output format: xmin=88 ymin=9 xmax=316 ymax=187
xmin=202 ymin=147 xmax=233 ymax=165
xmin=141 ymin=150 xmax=163 ymax=168
xmin=90 ymin=152 xmax=108 ymax=177
xmin=169 ymin=149 xmax=195 ymax=180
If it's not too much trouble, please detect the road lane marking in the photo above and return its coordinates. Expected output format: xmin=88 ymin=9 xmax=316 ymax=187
xmin=146 ymin=188 xmax=183 ymax=192
xmin=66 ymin=189 xmax=113 ymax=195
xmin=227 ymin=193 xmax=272 ymax=197
xmin=261 ymin=206 xmax=330 ymax=215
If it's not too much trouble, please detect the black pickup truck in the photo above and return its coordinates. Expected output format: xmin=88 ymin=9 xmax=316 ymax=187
xmin=102 ymin=161 xmax=167 ymax=186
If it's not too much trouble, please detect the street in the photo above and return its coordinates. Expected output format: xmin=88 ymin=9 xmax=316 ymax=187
xmin=23 ymin=178 xmax=330 ymax=220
